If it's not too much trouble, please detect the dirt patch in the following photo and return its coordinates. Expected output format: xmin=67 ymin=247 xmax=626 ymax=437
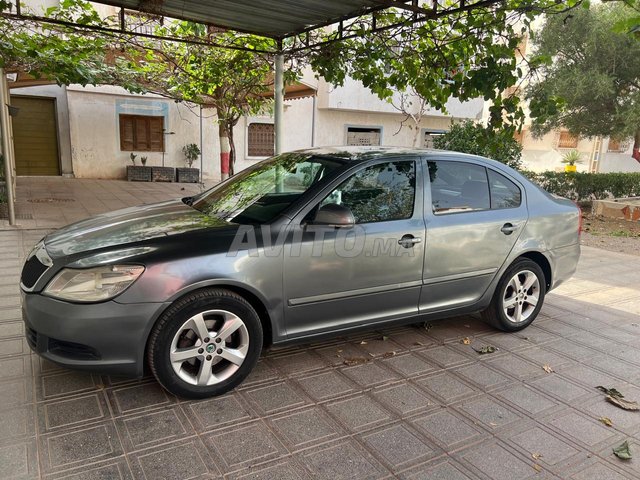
xmin=581 ymin=209 xmax=640 ymax=256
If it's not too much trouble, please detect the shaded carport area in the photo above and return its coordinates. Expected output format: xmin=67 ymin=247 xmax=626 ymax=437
xmin=3 ymin=2 xmax=640 ymax=479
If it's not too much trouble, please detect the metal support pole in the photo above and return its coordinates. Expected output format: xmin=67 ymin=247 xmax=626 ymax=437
xmin=274 ymin=44 xmax=284 ymax=155
xmin=0 ymin=69 xmax=16 ymax=226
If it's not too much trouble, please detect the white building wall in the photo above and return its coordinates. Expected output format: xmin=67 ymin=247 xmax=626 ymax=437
xmin=65 ymin=85 xmax=222 ymax=180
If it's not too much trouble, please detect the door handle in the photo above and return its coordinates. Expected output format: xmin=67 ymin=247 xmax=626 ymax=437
xmin=500 ymin=223 xmax=520 ymax=235
xmin=398 ymin=234 xmax=422 ymax=248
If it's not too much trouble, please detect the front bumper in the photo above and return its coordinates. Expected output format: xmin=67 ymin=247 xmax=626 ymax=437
xmin=22 ymin=291 xmax=168 ymax=378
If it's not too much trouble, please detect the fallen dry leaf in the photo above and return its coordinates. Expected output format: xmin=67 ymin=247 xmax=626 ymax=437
xmin=343 ymin=357 xmax=370 ymax=366
xmin=533 ymin=464 xmax=542 ymax=472
xmin=461 ymin=337 xmax=471 ymax=345
xmin=599 ymin=417 xmax=613 ymax=427
xmin=542 ymin=364 xmax=554 ymax=373
xmin=382 ymin=351 xmax=396 ymax=359
xmin=413 ymin=341 xmax=423 ymax=346
xmin=596 ymin=386 xmax=624 ymax=398
xmin=531 ymin=453 xmax=543 ymax=460
xmin=359 ymin=341 xmax=368 ymax=345
xmin=613 ymin=440 xmax=632 ymax=460
xmin=607 ymin=395 xmax=639 ymax=411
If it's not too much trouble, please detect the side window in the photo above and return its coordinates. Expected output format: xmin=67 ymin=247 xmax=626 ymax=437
xmin=428 ymin=160 xmax=490 ymax=214
xmin=320 ymin=161 xmax=415 ymax=223
xmin=488 ymin=169 xmax=521 ymax=209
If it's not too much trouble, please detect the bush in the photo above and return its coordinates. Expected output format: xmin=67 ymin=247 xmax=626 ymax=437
xmin=521 ymin=171 xmax=640 ymax=201
xmin=433 ymin=120 xmax=523 ymax=170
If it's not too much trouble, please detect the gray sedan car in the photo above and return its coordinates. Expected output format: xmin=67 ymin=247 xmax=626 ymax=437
xmin=21 ymin=147 xmax=580 ymax=398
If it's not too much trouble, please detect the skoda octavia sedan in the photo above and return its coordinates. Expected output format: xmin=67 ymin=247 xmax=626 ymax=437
xmin=21 ymin=147 xmax=580 ymax=398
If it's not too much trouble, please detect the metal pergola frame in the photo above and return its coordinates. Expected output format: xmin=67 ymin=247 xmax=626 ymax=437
xmin=1 ymin=0 xmax=506 ymax=225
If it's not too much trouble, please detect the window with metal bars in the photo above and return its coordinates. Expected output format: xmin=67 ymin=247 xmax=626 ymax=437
xmin=247 ymin=123 xmax=274 ymax=157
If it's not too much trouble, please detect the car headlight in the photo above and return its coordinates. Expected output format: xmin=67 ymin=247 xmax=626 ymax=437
xmin=44 ymin=265 xmax=145 ymax=302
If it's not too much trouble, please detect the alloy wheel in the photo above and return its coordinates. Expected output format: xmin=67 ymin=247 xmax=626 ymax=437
xmin=502 ymin=270 xmax=540 ymax=324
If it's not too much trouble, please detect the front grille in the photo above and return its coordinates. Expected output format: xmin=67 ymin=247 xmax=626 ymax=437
xmin=25 ymin=326 xmax=37 ymax=349
xmin=21 ymin=255 xmax=48 ymax=289
xmin=48 ymin=338 xmax=100 ymax=360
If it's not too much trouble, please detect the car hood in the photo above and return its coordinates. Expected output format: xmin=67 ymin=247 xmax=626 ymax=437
xmin=44 ymin=199 xmax=228 ymax=258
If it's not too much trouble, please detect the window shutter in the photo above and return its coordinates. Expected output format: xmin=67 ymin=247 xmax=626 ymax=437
xmin=149 ymin=117 xmax=164 ymax=151
xmin=120 ymin=116 xmax=135 ymax=151
xmin=135 ymin=117 xmax=149 ymax=150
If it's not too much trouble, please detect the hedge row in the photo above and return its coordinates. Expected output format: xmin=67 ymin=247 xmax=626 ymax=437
xmin=521 ymin=171 xmax=640 ymax=202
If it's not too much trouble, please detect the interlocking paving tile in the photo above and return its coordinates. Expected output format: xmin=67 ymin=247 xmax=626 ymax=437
xmin=415 ymin=372 xmax=478 ymax=404
xmin=372 ymin=383 xmax=438 ymax=417
xmin=350 ymin=336 xmax=405 ymax=357
xmin=203 ymin=421 xmax=287 ymax=471
xmin=452 ymin=363 xmax=513 ymax=391
xmin=43 ymin=458 xmax=133 ymax=480
xmin=0 ymin=356 xmax=31 ymax=380
xmin=294 ymin=370 xmax=358 ymax=402
xmin=457 ymin=395 xmax=522 ymax=430
xmin=0 ymin=440 xmax=37 ymax=480
xmin=589 ymin=356 xmax=640 ymax=381
xmin=0 ymin=337 xmax=28 ymax=357
xmin=547 ymin=341 xmax=597 ymax=362
xmin=529 ymin=374 xmax=594 ymax=403
xmin=231 ymin=458 xmax=310 ymax=480
xmin=516 ymin=345 xmax=574 ymax=368
xmin=270 ymin=406 xmax=341 ymax=450
xmin=549 ymin=411 xmax=620 ymax=448
xmin=187 ymin=393 xmax=253 ymax=431
xmin=486 ymin=353 xmax=545 ymax=379
xmin=117 ymin=407 xmax=194 ymax=452
xmin=301 ymin=439 xmax=389 ymax=480
xmin=460 ymin=441 xmax=541 ymax=480
xmin=314 ymin=342 xmax=368 ymax=367
xmin=131 ymin=438 xmax=214 ymax=480
xmin=340 ymin=361 xmax=400 ymax=388
xmin=41 ymin=422 xmax=123 ymax=473
xmin=38 ymin=372 xmax=98 ymax=400
xmin=268 ymin=350 xmax=330 ymax=376
xmin=240 ymin=359 xmax=280 ymax=387
xmin=325 ymin=394 xmax=393 ymax=433
xmin=494 ymin=384 xmax=559 ymax=417
xmin=378 ymin=327 xmax=435 ymax=350
xmin=420 ymin=346 xmax=472 ymax=369
xmin=559 ymin=364 xmax=624 ymax=388
xmin=411 ymin=409 xmax=485 ymax=450
xmin=401 ymin=459 xmax=479 ymax=480
xmin=361 ymin=423 xmax=436 ymax=469
xmin=0 ymin=377 xmax=33 ymax=407
xmin=38 ymin=393 xmax=108 ymax=433
xmin=581 ymin=396 xmax=640 ymax=434
xmin=569 ymin=460 xmax=633 ymax=480
xmin=0 ymin=405 xmax=35 ymax=440
xmin=243 ymin=381 xmax=309 ymax=415
xmin=507 ymin=425 xmax=582 ymax=467
xmin=382 ymin=352 xmax=436 ymax=377
xmin=108 ymin=382 xmax=172 ymax=415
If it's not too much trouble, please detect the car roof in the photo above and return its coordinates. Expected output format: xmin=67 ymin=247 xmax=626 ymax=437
xmin=293 ymin=146 xmax=510 ymax=170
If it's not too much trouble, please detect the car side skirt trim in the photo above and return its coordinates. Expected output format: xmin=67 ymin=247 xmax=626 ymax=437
xmin=288 ymin=280 xmax=423 ymax=306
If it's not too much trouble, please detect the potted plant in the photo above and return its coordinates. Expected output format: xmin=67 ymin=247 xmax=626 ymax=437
xmin=561 ymin=150 xmax=582 ymax=172
xmin=126 ymin=153 xmax=152 ymax=181
xmin=177 ymin=143 xmax=201 ymax=183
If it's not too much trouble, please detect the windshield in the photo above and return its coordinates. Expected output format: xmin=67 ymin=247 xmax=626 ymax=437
xmin=191 ymin=152 xmax=345 ymax=224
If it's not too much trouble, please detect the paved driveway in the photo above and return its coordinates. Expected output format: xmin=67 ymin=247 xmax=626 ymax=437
xmin=2 ymin=179 xmax=640 ymax=479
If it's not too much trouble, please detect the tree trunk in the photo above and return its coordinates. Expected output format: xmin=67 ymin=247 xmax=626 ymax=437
xmin=218 ymin=121 xmax=230 ymax=180
xmin=227 ymin=120 xmax=236 ymax=177
xmin=633 ymin=128 xmax=640 ymax=163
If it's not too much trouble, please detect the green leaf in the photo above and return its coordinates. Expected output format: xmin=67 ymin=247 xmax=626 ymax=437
xmin=473 ymin=346 xmax=497 ymax=355
xmin=613 ymin=440 xmax=632 ymax=460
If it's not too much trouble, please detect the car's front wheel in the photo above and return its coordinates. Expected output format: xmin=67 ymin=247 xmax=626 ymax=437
xmin=148 ymin=288 xmax=263 ymax=398
xmin=482 ymin=259 xmax=546 ymax=332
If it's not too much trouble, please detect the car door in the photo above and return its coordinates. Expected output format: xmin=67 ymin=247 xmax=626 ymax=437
xmin=283 ymin=159 xmax=425 ymax=338
xmin=420 ymin=158 xmax=528 ymax=311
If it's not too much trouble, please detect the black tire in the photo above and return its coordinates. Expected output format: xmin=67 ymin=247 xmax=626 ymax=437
xmin=481 ymin=258 xmax=546 ymax=332
xmin=148 ymin=288 xmax=263 ymax=399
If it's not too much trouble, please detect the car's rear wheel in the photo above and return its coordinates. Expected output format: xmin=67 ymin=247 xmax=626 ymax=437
xmin=148 ymin=288 xmax=262 ymax=398
xmin=482 ymin=259 xmax=546 ymax=332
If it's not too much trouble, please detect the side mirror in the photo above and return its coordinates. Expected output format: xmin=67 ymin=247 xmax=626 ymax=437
xmin=311 ymin=203 xmax=355 ymax=227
